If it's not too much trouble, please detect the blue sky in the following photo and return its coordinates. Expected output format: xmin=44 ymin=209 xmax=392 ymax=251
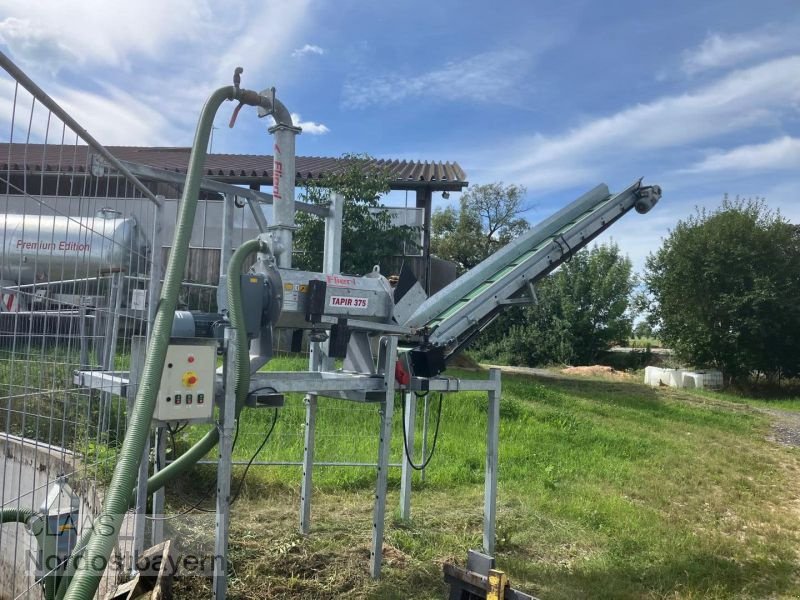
xmin=0 ymin=0 xmax=798 ymax=272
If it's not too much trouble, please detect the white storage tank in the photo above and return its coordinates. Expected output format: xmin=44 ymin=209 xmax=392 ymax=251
xmin=0 ymin=209 xmax=148 ymax=285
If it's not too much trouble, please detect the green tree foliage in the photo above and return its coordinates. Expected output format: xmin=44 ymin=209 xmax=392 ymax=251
xmin=644 ymin=197 xmax=800 ymax=382
xmin=633 ymin=321 xmax=655 ymax=340
xmin=293 ymin=153 xmax=418 ymax=275
xmin=431 ymin=182 xmax=528 ymax=272
xmin=477 ymin=243 xmax=636 ymax=366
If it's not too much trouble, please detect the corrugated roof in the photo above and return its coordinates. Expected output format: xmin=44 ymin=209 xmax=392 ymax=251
xmin=0 ymin=144 xmax=468 ymax=191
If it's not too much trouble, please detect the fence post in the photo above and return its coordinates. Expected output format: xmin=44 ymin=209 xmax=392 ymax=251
xmin=370 ymin=335 xmax=398 ymax=579
xmin=214 ymin=329 xmax=237 ymax=600
xmin=399 ymin=391 xmax=416 ymax=520
xmin=484 ymin=368 xmax=501 ymax=555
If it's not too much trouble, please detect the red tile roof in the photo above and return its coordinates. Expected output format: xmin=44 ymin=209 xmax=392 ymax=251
xmin=1 ymin=144 xmax=468 ymax=191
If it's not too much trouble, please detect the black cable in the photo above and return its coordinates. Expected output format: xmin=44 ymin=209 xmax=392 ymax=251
xmin=230 ymin=407 xmax=278 ymax=505
xmin=400 ymin=392 xmax=443 ymax=471
xmin=148 ymin=412 xmax=246 ymax=519
xmin=149 ymin=386 xmax=280 ymax=517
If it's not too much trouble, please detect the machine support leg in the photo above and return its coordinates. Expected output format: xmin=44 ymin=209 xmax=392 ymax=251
xmin=130 ymin=337 xmax=148 ymax=569
xmin=420 ymin=393 xmax=430 ymax=483
xmin=483 ymin=368 xmax=501 ymax=555
xmin=151 ymin=426 xmax=166 ymax=546
xmin=214 ymin=330 xmax=238 ymax=600
xmin=370 ymin=336 xmax=398 ymax=579
xmin=399 ymin=391 xmax=416 ymax=520
xmin=300 ymin=393 xmax=317 ymax=534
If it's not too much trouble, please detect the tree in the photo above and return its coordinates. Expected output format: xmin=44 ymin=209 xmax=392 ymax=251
xmin=293 ymin=153 xmax=418 ymax=275
xmin=431 ymin=182 xmax=528 ymax=272
xmin=644 ymin=197 xmax=800 ymax=382
xmin=633 ymin=321 xmax=655 ymax=340
xmin=477 ymin=243 xmax=636 ymax=366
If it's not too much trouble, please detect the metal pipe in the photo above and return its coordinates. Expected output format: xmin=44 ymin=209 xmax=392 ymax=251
xmin=0 ymin=51 xmax=162 ymax=207
xmin=268 ymin=120 xmax=300 ymax=268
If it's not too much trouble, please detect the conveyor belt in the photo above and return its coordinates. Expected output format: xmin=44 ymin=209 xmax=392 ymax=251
xmin=403 ymin=180 xmax=661 ymax=365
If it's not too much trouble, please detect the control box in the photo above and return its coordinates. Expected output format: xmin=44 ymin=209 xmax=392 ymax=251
xmin=153 ymin=338 xmax=217 ymax=423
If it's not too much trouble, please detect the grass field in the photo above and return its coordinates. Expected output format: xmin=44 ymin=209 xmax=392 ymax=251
xmin=163 ymin=359 xmax=800 ymax=599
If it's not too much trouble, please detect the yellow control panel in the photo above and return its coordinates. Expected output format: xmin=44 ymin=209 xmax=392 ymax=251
xmin=153 ymin=340 xmax=216 ymax=422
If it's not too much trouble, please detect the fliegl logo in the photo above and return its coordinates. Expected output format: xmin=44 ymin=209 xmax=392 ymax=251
xmin=325 ymin=274 xmax=356 ymax=287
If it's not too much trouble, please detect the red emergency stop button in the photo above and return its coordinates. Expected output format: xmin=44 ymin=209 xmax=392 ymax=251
xmin=182 ymin=371 xmax=199 ymax=387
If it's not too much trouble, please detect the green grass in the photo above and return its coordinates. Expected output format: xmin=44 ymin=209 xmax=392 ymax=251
xmin=167 ymin=362 xmax=800 ymax=599
xmin=627 ymin=336 xmax=663 ymax=348
xmin=4 ymin=343 xmax=800 ymax=598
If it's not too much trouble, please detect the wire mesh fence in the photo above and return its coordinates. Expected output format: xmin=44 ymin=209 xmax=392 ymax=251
xmin=0 ymin=54 xmax=162 ymax=599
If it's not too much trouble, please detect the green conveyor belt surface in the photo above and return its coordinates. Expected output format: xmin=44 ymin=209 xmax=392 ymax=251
xmin=425 ymin=195 xmax=614 ymax=330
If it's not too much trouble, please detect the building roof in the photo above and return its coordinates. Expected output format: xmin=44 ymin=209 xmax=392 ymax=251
xmin=1 ymin=144 xmax=468 ymax=191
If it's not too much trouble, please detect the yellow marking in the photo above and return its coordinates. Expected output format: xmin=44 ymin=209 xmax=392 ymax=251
xmin=182 ymin=371 xmax=199 ymax=387
xmin=487 ymin=569 xmax=507 ymax=600
xmin=250 ymin=277 xmax=258 ymax=283
xmin=284 ymin=283 xmax=294 ymax=291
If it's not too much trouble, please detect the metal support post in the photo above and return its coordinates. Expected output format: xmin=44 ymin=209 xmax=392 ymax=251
xmin=100 ymin=270 xmax=123 ymax=435
xmin=129 ymin=337 xmax=148 ymax=570
xmin=399 ymin=391 xmax=416 ymax=520
xmin=483 ymin=368 xmax=501 ymax=555
xmin=323 ymin=193 xmax=343 ymax=275
xmin=420 ymin=394 xmax=430 ymax=483
xmin=214 ymin=329 xmax=238 ymax=600
xmin=151 ymin=427 xmax=166 ymax=546
xmin=220 ymin=194 xmax=235 ymax=278
xmin=146 ymin=196 xmax=165 ymax=344
xmin=370 ymin=336 xmax=398 ymax=579
xmin=300 ymin=341 xmax=321 ymax=534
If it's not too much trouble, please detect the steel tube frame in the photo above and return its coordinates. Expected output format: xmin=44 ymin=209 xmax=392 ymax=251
xmin=399 ymin=391 xmax=416 ymax=520
xmin=213 ymin=329 xmax=238 ymax=600
xmin=130 ymin=337 xmax=148 ymax=570
xmin=483 ymin=368 xmax=501 ymax=555
xmin=370 ymin=335 xmax=398 ymax=579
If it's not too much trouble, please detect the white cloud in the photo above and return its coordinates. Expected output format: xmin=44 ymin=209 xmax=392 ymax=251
xmin=264 ymin=112 xmax=329 ymax=134
xmin=341 ymin=49 xmax=534 ymax=109
xmin=0 ymin=0 xmax=313 ymax=147
xmin=484 ymin=55 xmax=800 ymax=192
xmin=0 ymin=1 xmax=216 ymax=72
xmin=682 ymin=26 xmax=800 ymax=74
xmin=292 ymin=113 xmax=329 ymax=135
xmin=686 ymin=136 xmax=800 ymax=173
xmin=292 ymin=44 xmax=325 ymax=58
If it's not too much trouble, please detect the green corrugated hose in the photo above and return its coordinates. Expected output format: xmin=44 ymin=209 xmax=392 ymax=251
xmin=60 ymin=85 xmax=239 ymax=600
xmin=1 ymin=509 xmax=59 ymax=600
xmin=0 ymin=508 xmax=34 ymax=524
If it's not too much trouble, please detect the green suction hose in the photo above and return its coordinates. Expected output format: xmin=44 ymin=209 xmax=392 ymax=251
xmin=60 ymin=85 xmax=238 ymax=600
xmin=0 ymin=508 xmax=34 ymax=524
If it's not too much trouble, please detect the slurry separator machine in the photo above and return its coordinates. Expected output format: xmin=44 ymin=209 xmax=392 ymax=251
xmin=5 ymin=70 xmax=660 ymax=600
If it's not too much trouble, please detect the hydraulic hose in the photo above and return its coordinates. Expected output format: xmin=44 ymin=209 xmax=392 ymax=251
xmin=56 ymin=238 xmax=269 ymax=600
xmin=61 ymin=85 xmax=238 ymax=600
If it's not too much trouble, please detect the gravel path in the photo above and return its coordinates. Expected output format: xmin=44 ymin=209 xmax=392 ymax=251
xmin=758 ymin=408 xmax=800 ymax=448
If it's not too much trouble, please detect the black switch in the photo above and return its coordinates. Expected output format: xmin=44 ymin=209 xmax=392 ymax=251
xmin=197 ymin=393 xmax=205 ymax=404
xmin=186 ymin=394 xmax=193 ymax=404
xmin=174 ymin=394 xmax=182 ymax=405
